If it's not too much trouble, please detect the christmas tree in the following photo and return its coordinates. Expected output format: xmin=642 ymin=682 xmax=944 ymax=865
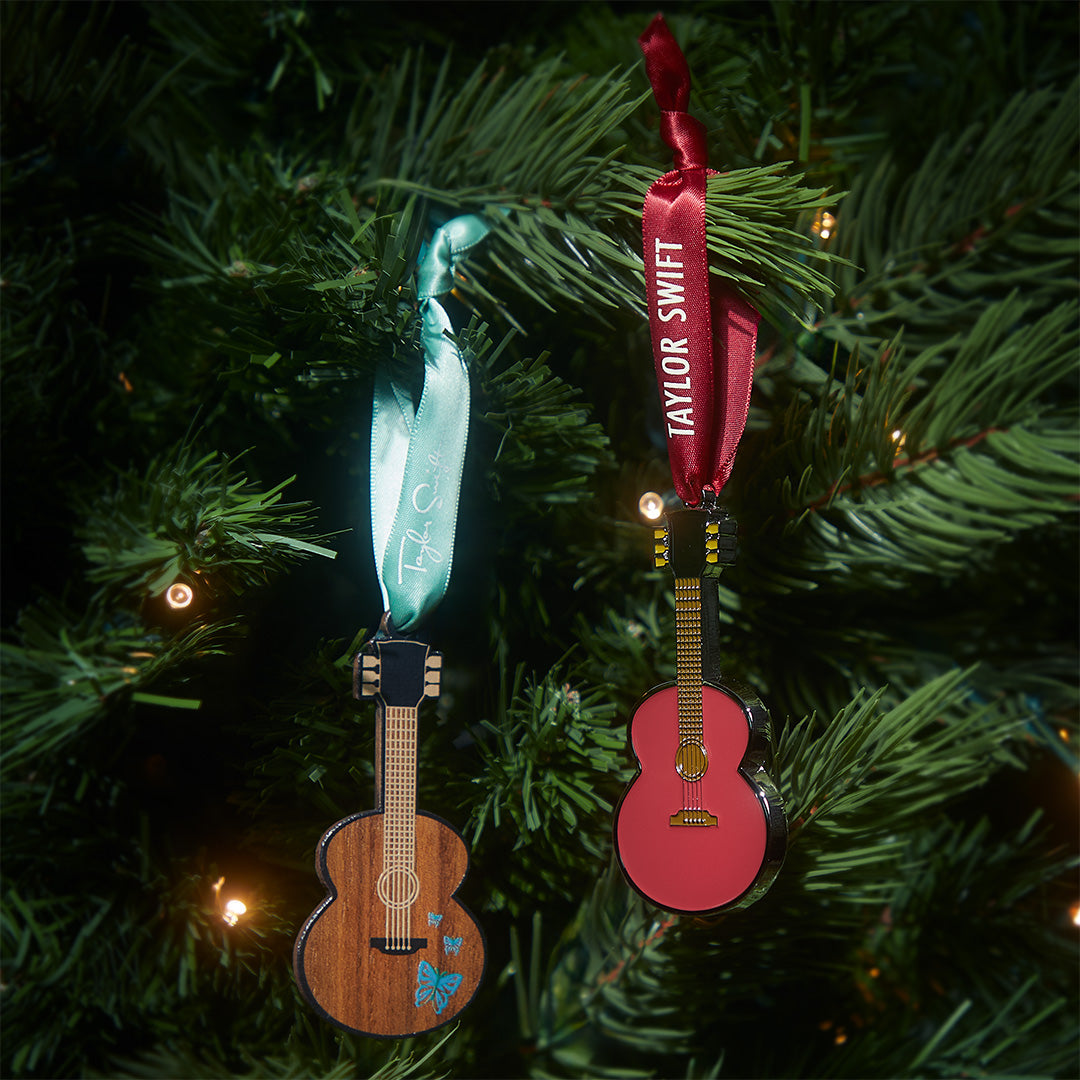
xmin=3 ymin=2 xmax=1077 ymax=1077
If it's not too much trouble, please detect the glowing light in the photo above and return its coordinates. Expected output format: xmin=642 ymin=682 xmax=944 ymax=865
xmin=891 ymin=428 xmax=907 ymax=453
xmin=166 ymin=582 xmax=194 ymax=610
xmin=638 ymin=491 xmax=665 ymax=522
xmin=1059 ymin=727 xmax=1070 ymax=742
xmin=223 ymin=899 xmax=247 ymax=927
xmin=1071 ymin=902 xmax=1079 ymax=928
xmin=813 ymin=211 xmax=837 ymax=241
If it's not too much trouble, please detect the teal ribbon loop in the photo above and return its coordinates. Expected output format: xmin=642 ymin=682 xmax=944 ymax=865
xmin=370 ymin=213 xmax=491 ymax=631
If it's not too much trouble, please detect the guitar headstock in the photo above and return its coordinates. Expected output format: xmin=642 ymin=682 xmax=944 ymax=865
xmin=355 ymin=637 xmax=442 ymax=707
xmin=653 ymin=505 xmax=737 ymax=578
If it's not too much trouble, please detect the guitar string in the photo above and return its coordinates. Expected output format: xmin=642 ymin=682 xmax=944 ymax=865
xmin=675 ymin=578 xmax=706 ymax=821
xmin=385 ymin=707 xmax=393 ymax=945
xmin=398 ymin=706 xmax=408 ymax=950
xmin=380 ymin=705 xmax=419 ymax=951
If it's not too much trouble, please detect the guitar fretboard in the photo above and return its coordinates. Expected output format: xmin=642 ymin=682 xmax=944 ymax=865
xmin=673 ymin=577 xmax=703 ymax=745
xmin=383 ymin=705 xmax=418 ymax=868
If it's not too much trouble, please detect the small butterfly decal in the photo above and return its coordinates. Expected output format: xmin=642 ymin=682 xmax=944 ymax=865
xmin=443 ymin=935 xmax=463 ymax=955
xmin=427 ymin=912 xmax=443 ymax=927
xmin=415 ymin=960 xmax=463 ymax=1015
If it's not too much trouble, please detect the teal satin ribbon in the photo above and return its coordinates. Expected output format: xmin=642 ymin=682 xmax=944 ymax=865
xmin=370 ymin=214 xmax=491 ymax=631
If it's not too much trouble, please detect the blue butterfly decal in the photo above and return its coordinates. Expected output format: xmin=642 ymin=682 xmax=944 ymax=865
xmin=443 ymin=935 xmax=462 ymax=955
xmin=415 ymin=960 xmax=463 ymax=1015
xmin=427 ymin=912 xmax=443 ymax=927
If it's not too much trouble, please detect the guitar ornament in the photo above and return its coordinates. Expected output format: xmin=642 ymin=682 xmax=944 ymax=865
xmin=295 ymin=214 xmax=492 ymax=1035
xmin=614 ymin=503 xmax=785 ymax=914
xmin=294 ymin=617 xmax=485 ymax=1037
xmin=613 ymin=15 xmax=787 ymax=914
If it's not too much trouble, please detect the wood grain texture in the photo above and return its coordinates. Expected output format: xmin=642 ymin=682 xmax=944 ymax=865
xmin=294 ymin=810 xmax=485 ymax=1038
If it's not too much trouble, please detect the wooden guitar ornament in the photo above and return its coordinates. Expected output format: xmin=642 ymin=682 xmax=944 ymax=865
xmin=614 ymin=504 xmax=786 ymax=915
xmin=294 ymin=617 xmax=485 ymax=1037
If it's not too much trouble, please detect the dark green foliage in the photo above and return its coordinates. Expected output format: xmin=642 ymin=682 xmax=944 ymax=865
xmin=1 ymin=599 xmax=228 ymax=775
xmin=2 ymin=2 xmax=1077 ymax=1079
xmin=77 ymin=442 xmax=337 ymax=597
xmin=467 ymin=667 xmax=631 ymax=911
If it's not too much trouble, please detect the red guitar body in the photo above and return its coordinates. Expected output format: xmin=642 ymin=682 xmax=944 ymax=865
xmin=614 ymin=680 xmax=783 ymax=915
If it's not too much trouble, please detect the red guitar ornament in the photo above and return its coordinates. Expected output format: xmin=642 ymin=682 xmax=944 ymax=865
xmin=614 ymin=504 xmax=785 ymax=914
xmin=614 ymin=16 xmax=786 ymax=914
xmin=293 ymin=618 xmax=485 ymax=1037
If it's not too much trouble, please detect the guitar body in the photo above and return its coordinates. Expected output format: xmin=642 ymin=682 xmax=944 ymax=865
xmin=294 ymin=809 xmax=484 ymax=1038
xmin=614 ymin=679 xmax=784 ymax=915
xmin=294 ymin=625 xmax=485 ymax=1038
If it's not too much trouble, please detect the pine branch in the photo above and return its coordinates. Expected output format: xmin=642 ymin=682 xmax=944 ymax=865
xmin=511 ymin=862 xmax=690 ymax=1078
xmin=824 ymin=81 xmax=1079 ymax=350
xmin=779 ymin=668 xmax=1024 ymax=845
xmin=2 ymin=858 xmax=297 ymax=1078
xmin=77 ymin=440 xmax=336 ymax=599
xmin=0 ymin=599 xmax=231 ymax=778
xmin=92 ymin=1026 xmax=457 ymax=1080
xmin=0 ymin=232 xmax=109 ymax=437
xmin=460 ymin=320 xmax=614 ymax=507
xmin=757 ymin=295 xmax=1079 ymax=591
xmin=235 ymin=633 xmax=374 ymax=847
xmin=358 ymin=48 xmax=840 ymax=325
xmin=467 ymin=666 xmax=629 ymax=911
xmin=0 ymin=3 xmax=150 ymax=179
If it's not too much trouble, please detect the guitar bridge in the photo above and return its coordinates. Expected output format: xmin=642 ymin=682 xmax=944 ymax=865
xmin=670 ymin=808 xmax=717 ymax=827
xmin=370 ymin=937 xmax=427 ymax=955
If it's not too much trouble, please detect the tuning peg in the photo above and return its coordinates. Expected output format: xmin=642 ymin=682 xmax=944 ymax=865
xmin=705 ymin=521 xmax=719 ymax=535
xmin=423 ymin=676 xmax=441 ymax=698
xmin=360 ymin=657 xmax=381 ymax=695
xmin=426 ymin=654 xmax=443 ymax=670
xmin=654 ymin=553 xmax=669 ymax=568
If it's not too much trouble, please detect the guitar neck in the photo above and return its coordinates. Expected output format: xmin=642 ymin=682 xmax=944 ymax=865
xmin=655 ymin=505 xmax=736 ymax=713
xmin=381 ymin=704 xmax=418 ymax=864
xmin=673 ymin=577 xmax=703 ymax=744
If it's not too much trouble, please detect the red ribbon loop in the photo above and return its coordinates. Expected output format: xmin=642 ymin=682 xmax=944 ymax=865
xmin=640 ymin=12 xmax=691 ymax=112
xmin=639 ymin=14 xmax=759 ymax=506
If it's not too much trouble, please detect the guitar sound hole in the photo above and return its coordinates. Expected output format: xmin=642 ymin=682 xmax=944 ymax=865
xmin=375 ymin=868 xmax=420 ymax=908
xmin=674 ymin=740 xmax=708 ymax=781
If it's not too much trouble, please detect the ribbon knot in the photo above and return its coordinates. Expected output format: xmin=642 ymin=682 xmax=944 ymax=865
xmin=660 ymin=110 xmax=707 ymax=172
xmin=370 ymin=213 xmax=492 ymax=630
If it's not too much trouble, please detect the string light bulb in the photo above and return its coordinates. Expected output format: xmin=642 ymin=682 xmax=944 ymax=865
xmin=1070 ymin=902 xmax=1079 ymax=928
xmin=223 ymin=898 xmax=247 ymax=927
xmin=165 ymin=582 xmax=194 ymax=610
xmin=638 ymin=491 xmax=665 ymax=522
xmin=212 ymin=875 xmax=248 ymax=927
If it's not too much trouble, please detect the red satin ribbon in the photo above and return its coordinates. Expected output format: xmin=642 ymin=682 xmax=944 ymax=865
xmin=640 ymin=14 xmax=759 ymax=506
